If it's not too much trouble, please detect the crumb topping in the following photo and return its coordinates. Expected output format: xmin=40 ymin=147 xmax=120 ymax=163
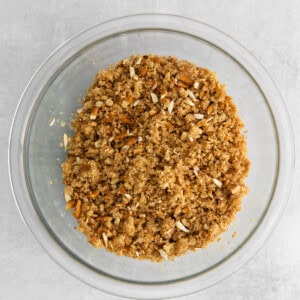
xmin=62 ymin=54 xmax=250 ymax=261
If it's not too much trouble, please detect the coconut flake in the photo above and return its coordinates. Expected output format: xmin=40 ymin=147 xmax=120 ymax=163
xmin=129 ymin=66 xmax=135 ymax=78
xmin=194 ymin=113 xmax=204 ymax=120
xmin=150 ymin=92 xmax=158 ymax=104
xmin=158 ymin=249 xmax=168 ymax=260
xmin=176 ymin=221 xmax=190 ymax=233
xmin=168 ymin=100 xmax=174 ymax=113
xmin=213 ymin=178 xmax=223 ymax=188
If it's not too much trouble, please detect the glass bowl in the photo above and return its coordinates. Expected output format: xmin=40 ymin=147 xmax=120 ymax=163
xmin=9 ymin=14 xmax=294 ymax=299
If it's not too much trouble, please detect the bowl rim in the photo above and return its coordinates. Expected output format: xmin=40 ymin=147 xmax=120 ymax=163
xmin=8 ymin=13 xmax=295 ymax=299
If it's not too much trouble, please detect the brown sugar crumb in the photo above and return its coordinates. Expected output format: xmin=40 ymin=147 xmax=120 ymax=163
xmin=61 ymin=54 xmax=250 ymax=262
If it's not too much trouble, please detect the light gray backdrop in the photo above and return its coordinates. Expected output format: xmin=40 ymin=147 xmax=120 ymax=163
xmin=0 ymin=0 xmax=299 ymax=299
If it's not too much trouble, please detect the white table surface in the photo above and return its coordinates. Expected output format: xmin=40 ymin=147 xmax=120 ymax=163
xmin=1 ymin=1 xmax=299 ymax=299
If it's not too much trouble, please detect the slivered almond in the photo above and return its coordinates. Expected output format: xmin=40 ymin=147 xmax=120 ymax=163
xmin=66 ymin=200 xmax=76 ymax=210
xmin=114 ymin=130 xmax=128 ymax=142
xmin=193 ymin=81 xmax=199 ymax=89
xmin=176 ymin=220 xmax=190 ymax=233
xmin=133 ymin=100 xmax=140 ymax=107
xmin=213 ymin=178 xmax=223 ymax=188
xmin=102 ymin=232 xmax=108 ymax=248
xmin=168 ymin=100 xmax=174 ymax=113
xmin=187 ymin=90 xmax=196 ymax=100
xmin=49 ymin=117 xmax=55 ymax=126
xmin=64 ymin=191 xmax=71 ymax=202
xmin=90 ymin=107 xmax=99 ymax=120
xmin=129 ymin=66 xmax=135 ymax=78
xmin=63 ymin=133 xmax=68 ymax=150
xmin=185 ymin=99 xmax=195 ymax=107
xmin=73 ymin=200 xmax=82 ymax=218
xmin=194 ymin=113 xmax=204 ymax=120
xmin=158 ymin=249 xmax=168 ymax=260
xmin=135 ymin=57 xmax=142 ymax=65
xmin=178 ymin=74 xmax=193 ymax=85
xmin=119 ymin=114 xmax=134 ymax=125
xmin=150 ymin=92 xmax=158 ymax=104
xmin=88 ymin=190 xmax=100 ymax=199
xmin=124 ymin=193 xmax=132 ymax=200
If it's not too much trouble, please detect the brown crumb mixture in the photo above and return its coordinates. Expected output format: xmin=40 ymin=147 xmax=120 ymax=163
xmin=62 ymin=54 xmax=250 ymax=262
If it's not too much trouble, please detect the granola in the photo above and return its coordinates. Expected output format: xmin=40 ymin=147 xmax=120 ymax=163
xmin=62 ymin=54 xmax=250 ymax=261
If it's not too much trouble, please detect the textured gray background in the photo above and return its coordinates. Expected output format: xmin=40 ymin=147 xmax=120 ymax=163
xmin=1 ymin=0 xmax=299 ymax=299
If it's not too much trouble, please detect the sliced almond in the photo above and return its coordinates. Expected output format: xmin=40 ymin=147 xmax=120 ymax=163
xmin=176 ymin=220 xmax=190 ymax=233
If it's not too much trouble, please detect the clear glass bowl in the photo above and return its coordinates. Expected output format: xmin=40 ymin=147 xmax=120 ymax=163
xmin=9 ymin=14 xmax=294 ymax=299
